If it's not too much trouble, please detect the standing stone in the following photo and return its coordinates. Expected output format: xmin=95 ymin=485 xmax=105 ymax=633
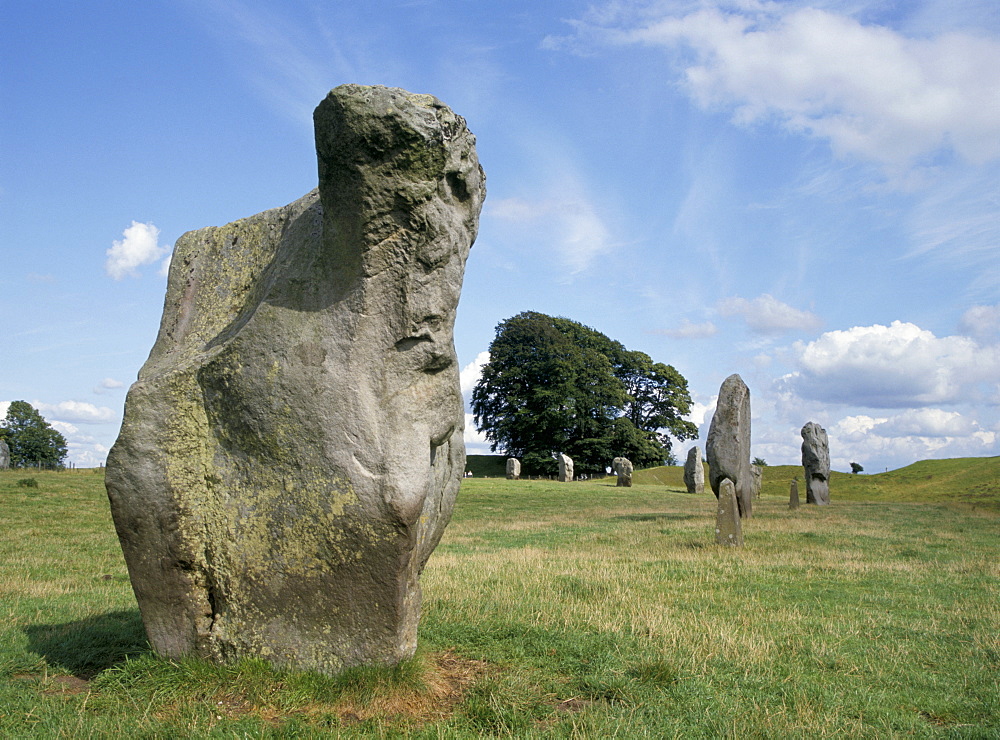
xmin=714 ymin=478 xmax=743 ymax=547
xmin=789 ymin=478 xmax=800 ymax=509
xmin=750 ymin=464 xmax=763 ymax=499
xmin=683 ymin=446 xmax=704 ymax=494
xmin=615 ymin=457 xmax=633 ymax=487
xmin=558 ymin=453 xmax=574 ymax=482
xmin=0 ymin=439 xmax=9 ymax=469
xmin=801 ymin=422 xmax=831 ymax=505
xmin=104 ymin=85 xmax=485 ymax=675
xmin=612 ymin=456 xmax=625 ymax=476
xmin=505 ymin=458 xmax=520 ymax=480
xmin=706 ymin=374 xmax=753 ymax=518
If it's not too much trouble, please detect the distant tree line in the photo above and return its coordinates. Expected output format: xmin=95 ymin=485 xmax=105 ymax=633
xmin=472 ymin=311 xmax=698 ymax=476
xmin=0 ymin=401 xmax=68 ymax=469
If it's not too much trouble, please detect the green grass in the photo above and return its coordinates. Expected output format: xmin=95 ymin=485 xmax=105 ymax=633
xmin=2 ymin=465 xmax=998 ymax=737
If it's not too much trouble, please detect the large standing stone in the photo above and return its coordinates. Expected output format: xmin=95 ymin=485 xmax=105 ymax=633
xmin=105 ymin=85 xmax=485 ymax=675
xmin=801 ymin=422 xmax=831 ymax=505
xmin=789 ymin=478 xmax=800 ymax=509
xmin=683 ymin=446 xmax=704 ymax=494
xmin=0 ymin=439 xmax=9 ymax=469
xmin=706 ymin=374 xmax=753 ymax=518
xmin=558 ymin=453 xmax=574 ymax=482
xmin=505 ymin=458 xmax=520 ymax=480
xmin=615 ymin=457 xmax=633 ymax=487
xmin=714 ymin=478 xmax=743 ymax=547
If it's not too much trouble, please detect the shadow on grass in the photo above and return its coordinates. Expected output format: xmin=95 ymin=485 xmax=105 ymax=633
xmin=614 ymin=513 xmax=698 ymax=522
xmin=24 ymin=609 xmax=150 ymax=679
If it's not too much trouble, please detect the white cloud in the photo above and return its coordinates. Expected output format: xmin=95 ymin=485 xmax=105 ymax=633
xmin=566 ymin=3 xmax=1000 ymax=171
xmin=94 ymin=378 xmax=125 ymax=395
xmin=34 ymin=400 xmax=116 ymax=424
xmin=487 ymin=195 xmax=613 ymax=276
xmin=105 ymin=221 xmax=170 ymax=280
xmin=658 ymin=319 xmax=718 ymax=339
xmin=783 ymin=320 xmax=1000 ymax=407
xmin=66 ymin=441 xmax=110 ymax=468
xmin=829 ymin=408 xmax=997 ymax=471
xmin=50 ymin=420 xmax=80 ymax=436
xmin=463 ymin=412 xmax=492 ymax=454
xmin=874 ymin=408 xmax=979 ymax=438
xmin=960 ymin=303 xmax=1000 ymax=340
xmin=830 ymin=414 xmax=886 ymax=442
xmin=717 ymin=294 xmax=821 ymax=334
xmin=460 ymin=351 xmax=490 ymax=400
xmin=0 ymin=401 xmax=9 ymax=419
xmin=686 ymin=397 xmax=714 ymax=428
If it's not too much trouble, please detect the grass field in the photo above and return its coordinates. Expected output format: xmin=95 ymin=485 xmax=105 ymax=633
xmin=1 ymin=463 xmax=998 ymax=737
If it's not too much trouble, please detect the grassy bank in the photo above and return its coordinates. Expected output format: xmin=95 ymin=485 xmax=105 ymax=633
xmin=1 ymin=468 xmax=997 ymax=736
xmin=635 ymin=456 xmax=1000 ymax=511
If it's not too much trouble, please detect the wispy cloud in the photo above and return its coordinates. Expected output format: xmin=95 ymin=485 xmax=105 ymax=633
xmin=93 ymin=378 xmax=126 ymax=395
xmin=551 ymin=2 xmax=1000 ymax=173
xmin=486 ymin=194 xmax=614 ymax=277
xmin=905 ymin=167 xmax=1000 ymax=294
xmin=182 ymin=0 xmax=351 ymax=126
xmin=655 ymin=319 xmax=718 ymax=339
xmin=959 ymin=303 xmax=1000 ymax=340
xmin=717 ymin=294 xmax=821 ymax=334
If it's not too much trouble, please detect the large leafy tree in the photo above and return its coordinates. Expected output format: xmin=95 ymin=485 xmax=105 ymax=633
xmin=472 ymin=312 xmax=698 ymax=474
xmin=0 ymin=401 xmax=68 ymax=468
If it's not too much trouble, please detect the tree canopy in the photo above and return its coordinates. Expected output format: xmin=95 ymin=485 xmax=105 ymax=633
xmin=0 ymin=401 xmax=68 ymax=469
xmin=471 ymin=312 xmax=698 ymax=475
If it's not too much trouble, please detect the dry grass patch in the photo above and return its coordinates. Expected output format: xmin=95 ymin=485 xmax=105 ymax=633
xmin=146 ymin=650 xmax=490 ymax=730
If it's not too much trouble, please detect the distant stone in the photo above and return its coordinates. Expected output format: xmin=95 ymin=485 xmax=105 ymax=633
xmin=801 ymin=422 xmax=831 ymax=505
xmin=105 ymin=84 xmax=485 ymax=675
xmin=789 ymin=478 xmax=800 ymax=509
xmin=506 ymin=458 xmax=520 ymax=480
xmin=683 ymin=446 xmax=704 ymax=494
xmin=706 ymin=374 xmax=753 ymax=518
xmin=714 ymin=478 xmax=743 ymax=547
xmin=0 ymin=439 xmax=9 ymax=469
xmin=615 ymin=457 xmax=633 ymax=487
xmin=750 ymin=464 xmax=763 ymax=499
xmin=558 ymin=453 xmax=574 ymax=482
xmin=612 ymin=456 xmax=626 ymax=475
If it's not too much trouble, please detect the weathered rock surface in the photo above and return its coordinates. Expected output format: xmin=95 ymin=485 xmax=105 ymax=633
xmin=683 ymin=446 xmax=704 ymax=494
xmin=506 ymin=458 xmax=520 ymax=480
xmin=105 ymin=85 xmax=485 ymax=675
xmin=558 ymin=453 xmax=574 ymax=482
xmin=615 ymin=457 xmax=633 ymax=487
xmin=715 ymin=478 xmax=743 ymax=547
xmin=801 ymin=422 xmax=830 ymax=505
xmin=0 ymin=439 xmax=9 ymax=469
xmin=750 ymin=464 xmax=763 ymax=499
xmin=789 ymin=478 xmax=800 ymax=509
xmin=706 ymin=374 xmax=753 ymax=518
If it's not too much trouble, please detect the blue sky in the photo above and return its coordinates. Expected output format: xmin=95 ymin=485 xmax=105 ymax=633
xmin=3 ymin=0 xmax=998 ymax=473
